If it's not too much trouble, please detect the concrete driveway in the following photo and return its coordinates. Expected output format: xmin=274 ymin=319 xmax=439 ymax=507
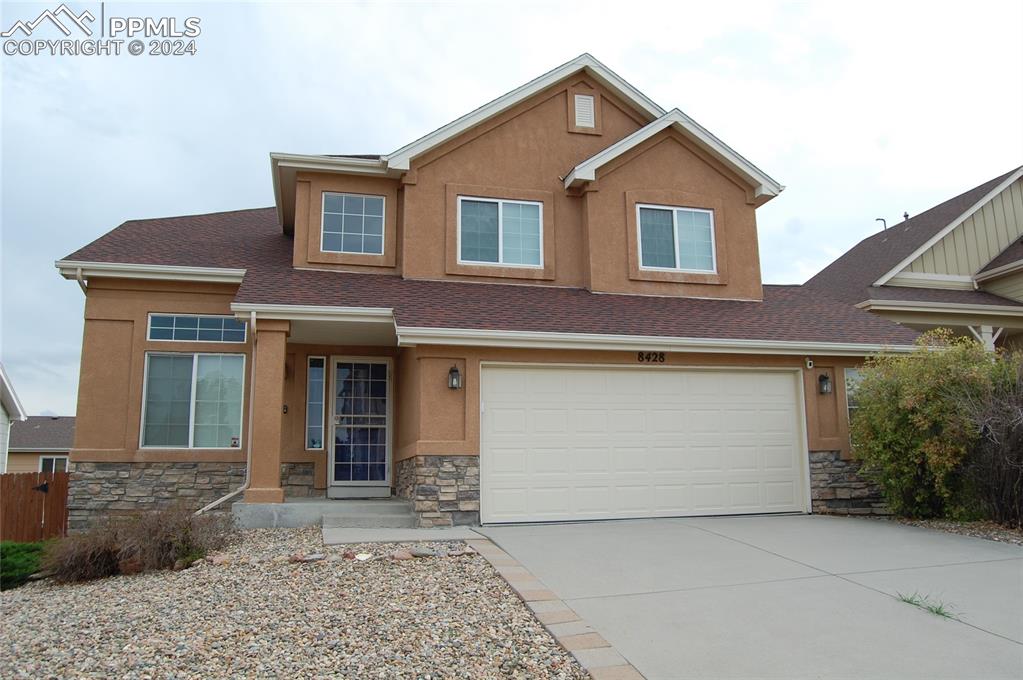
xmin=480 ymin=516 xmax=1023 ymax=679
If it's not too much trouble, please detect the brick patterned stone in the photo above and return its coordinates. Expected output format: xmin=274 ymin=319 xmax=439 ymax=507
xmin=809 ymin=450 xmax=888 ymax=515
xmin=280 ymin=462 xmax=320 ymax=497
xmin=395 ymin=455 xmax=480 ymax=527
xmin=68 ymin=460 xmax=322 ymax=530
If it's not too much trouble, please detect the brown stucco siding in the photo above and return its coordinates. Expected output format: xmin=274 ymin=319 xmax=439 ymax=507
xmin=73 ymin=278 xmax=251 ymax=464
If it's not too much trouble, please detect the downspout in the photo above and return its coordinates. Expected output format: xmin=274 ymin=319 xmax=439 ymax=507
xmin=196 ymin=311 xmax=257 ymax=514
xmin=75 ymin=267 xmax=87 ymax=294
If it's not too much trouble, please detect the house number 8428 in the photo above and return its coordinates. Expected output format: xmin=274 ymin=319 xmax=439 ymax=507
xmin=637 ymin=352 xmax=666 ymax=363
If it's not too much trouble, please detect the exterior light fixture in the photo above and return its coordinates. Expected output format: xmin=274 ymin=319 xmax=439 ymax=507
xmin=818 ymin=373 xmax=833 ymax=395
xmin=448 ymin=365 xmax=463 ymax=390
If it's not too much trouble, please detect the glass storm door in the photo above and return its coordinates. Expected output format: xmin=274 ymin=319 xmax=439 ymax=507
xmin=328 ymin=358 xmax=391 ymax=498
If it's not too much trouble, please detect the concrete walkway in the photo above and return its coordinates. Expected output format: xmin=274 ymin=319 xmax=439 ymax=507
xmin=480 ymin=515 xmax=1023 ymax=680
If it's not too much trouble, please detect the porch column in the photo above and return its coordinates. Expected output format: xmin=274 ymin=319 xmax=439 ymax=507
xmin=244 ymin=319 xmax=290 ymax=503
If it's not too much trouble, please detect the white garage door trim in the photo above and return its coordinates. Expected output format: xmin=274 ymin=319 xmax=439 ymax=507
xmin=479 ymin=362 xmax=811 ymax=524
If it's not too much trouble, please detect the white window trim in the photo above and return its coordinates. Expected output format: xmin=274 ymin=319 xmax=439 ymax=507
xmin=320 ymin=191 xmax=386 ymax=256
xmin=636 ymin=203 xmax=717 ymax=274
xmin=147 ymin=313 xmax=247 ymax=343
xmin=306 ymin=355 xmax=326 ymax=451
xmin=39 ymin=455 xmax=69 ymax=472
xmin=139 ymin=351 xmax=247 ymax=450
xmin=456 ymin=195 xmax=544 ymax=269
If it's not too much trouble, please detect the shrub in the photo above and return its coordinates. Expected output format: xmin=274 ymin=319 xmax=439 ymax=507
xmin=1 ymin=541 xmax=47 ymax=590
xmin=850 ymin=329 xmax=1022 ymax=522
xmin=43 ymin=505 xmax=237 ymax=583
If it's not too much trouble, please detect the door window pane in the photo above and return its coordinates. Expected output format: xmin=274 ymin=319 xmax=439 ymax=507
xmin=333 ymin=361 xmax=388 ymax=483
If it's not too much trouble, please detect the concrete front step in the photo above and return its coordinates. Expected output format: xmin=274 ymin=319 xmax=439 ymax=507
xmin=322 ymin=513 xmax=416 ymax=529
xmin=232 ymin=498 xmax=416 ymax=529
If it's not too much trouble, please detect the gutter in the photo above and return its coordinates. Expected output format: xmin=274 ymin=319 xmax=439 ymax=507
xmin=196 ymin=310 xmax=257 ymax=514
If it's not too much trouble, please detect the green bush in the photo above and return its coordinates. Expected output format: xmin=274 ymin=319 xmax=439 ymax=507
xmin=43 ymin=504 xmax=237 ymax=583
xmin=1 ymin=541 xmax=47 ymax=590
xmin=850 ymin=329 xmax=1022 ymax=522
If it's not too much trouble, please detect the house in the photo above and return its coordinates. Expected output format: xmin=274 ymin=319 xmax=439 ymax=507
xmin=807 ymin=167 xmax=1023 ymax=350
xmin=0 ymin=363 xmax=28 ymax=474
xmin=6 ymin=416 xmax=76 ymax=473
xmin=56 ymin=54 xmax=919 ymax=529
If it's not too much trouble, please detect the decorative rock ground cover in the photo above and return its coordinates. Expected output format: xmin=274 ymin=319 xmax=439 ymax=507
xmin=0 ymin=528 xmax=588 ymax=679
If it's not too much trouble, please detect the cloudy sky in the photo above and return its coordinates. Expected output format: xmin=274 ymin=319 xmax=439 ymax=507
xmin=1 ymin=0 xmax=1021 ymax=416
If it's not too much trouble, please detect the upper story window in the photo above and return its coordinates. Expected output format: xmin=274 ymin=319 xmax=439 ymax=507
xmin=322 ymin=192 xmax=385 ymax=255
xmin=458 ymin=196 xmax=543 ymax=267
xmin=148 ymin=314 xmax=246 ymax=343
xmin=637 ymin=204 xmax=716 ymax=273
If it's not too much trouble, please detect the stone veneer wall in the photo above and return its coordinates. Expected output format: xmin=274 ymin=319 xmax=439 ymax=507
xmin=68 ymin=462 xmax=246 ymax=531
xmin=280 ymin=462 xmax=320 ymax=497
xmin=809 ymin=451 xmax=887 ymax=515
xmin=68 ymin=461 xmax=320 ymax=530
xmin=395 ymin=455 xmax=480 ymax=527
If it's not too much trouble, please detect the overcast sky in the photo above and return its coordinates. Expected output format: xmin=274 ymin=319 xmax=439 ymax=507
xmin=2 ymin=1 xmax=1022 ymax=416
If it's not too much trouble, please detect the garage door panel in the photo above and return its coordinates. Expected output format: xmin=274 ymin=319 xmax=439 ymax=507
xmin=481 ymin=366 xmax=807 ymax=524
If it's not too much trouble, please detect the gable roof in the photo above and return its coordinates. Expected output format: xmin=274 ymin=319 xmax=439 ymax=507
xmin=271 ymin=54 xmax=786 ymax=230
xmin=805 ymin=167 xmax=1023 ymax=306
xmin=9 ymin=416 xmax=75 ymax=451
xmin=977 ymin=237 xmax=1023 ymax=279
xmin=386 ymin=53 xmax=665 ymax=171
xmin=564 ymin=109 xmax=784 ymax=204
xmin=0 ymin=362 xmax=27 ymax=422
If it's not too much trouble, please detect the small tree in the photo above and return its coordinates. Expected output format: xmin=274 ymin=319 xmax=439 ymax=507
xmin=849 ymin=330 xmax=995 ymax=518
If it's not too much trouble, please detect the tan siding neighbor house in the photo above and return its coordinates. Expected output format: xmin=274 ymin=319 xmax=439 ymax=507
xmin=57 ymin=55 xmax=920 ymax=529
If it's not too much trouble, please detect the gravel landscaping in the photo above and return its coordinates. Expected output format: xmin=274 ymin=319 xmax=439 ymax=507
xmin=1 ymin=528 xmax=587 ymax=679
xmin=892 ymin=518 xmax=1023 ymax=546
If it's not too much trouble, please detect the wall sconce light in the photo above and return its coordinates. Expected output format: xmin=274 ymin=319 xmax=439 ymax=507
xmin=447 ymin=365 xmax=463 ymax=390
xmin=818 ymin=373 xmax=833 ymax=395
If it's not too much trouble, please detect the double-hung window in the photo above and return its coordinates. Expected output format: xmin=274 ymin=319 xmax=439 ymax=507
xmin=458 ymin=196 xmax=542 ymax=267
xmin=637 ymin=204 xmax=716 ymax=272
xmin=40 ymin=456 xmax=69 ymax=473
xmin=322 ymin=192 xmax=385 ymax=255
xmin=142 ymin=352 xmax=245 ymax=449
xmin=148 ymin=315 xmax=246 ymax=342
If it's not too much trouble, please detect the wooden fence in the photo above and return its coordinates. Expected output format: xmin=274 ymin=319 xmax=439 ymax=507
xmin=0 ymin=472 xmax=69 ymax=542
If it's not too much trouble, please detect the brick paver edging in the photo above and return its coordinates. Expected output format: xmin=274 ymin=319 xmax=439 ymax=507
xmin=466 ymin=538 xmax=645 ymax=680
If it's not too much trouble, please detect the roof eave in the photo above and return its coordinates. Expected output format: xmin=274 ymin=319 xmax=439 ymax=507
xmin=0 ymin=363 xmax=28 ymax=421
xmin=55 ymin=260 xmax=246 ymax=284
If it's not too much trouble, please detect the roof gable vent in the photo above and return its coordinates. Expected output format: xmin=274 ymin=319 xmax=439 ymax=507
xmin=574 ymin=94 xmax=595 ymax=128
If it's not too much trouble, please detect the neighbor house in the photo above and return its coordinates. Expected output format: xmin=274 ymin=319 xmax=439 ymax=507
xmin=807 ymin=167 xmax=1023 ymax=350
xmin=0 ymin=362 xmax=28 ymax=474
xmin=6 ymin=416 xmax=75 ymax=473
xmin=56 ymin=54 xmax=919 ymax=530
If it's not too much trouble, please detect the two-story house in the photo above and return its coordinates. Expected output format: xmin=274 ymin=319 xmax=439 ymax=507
xmin=57 ymin=55 xmax=918 ymax=529
xmin=807 ymin=167 xmax=1023 ymax=349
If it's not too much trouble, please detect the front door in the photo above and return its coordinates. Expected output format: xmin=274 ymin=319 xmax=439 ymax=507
xmin=328 ymin=357 xmax=392 ymax=498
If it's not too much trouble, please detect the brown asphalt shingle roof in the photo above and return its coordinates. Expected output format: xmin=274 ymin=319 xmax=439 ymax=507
xmin=805 ymin=167 xmax=1023 ymax=307
xmin=9 ymin=416 xmax=75 ymax=451
xmin=980 ymin=237 xmax=1023 ymax=274
xmin=63 ymin=207 xmax=919 ymax=346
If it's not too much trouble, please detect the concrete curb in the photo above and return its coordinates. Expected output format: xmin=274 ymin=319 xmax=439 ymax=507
xmin=466 ymin=538 xmax=645 ymax=680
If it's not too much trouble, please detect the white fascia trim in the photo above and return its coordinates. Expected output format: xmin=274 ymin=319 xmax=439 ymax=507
xmin=55 ymin=260 xmax=246 ymax=284
xmin=874 ymin=167 xmax=1023 ymax=286
xmin=856 ymin=299 xmax=1023 ymax=316
xmin=886 ymin=271 xmax=977 ymax=290
xmin=0 ymin=363 xmax=28 ymax=421
xmin=395 ymin=326 xmax=913 ymax=356
xmin=890 ymin=271 xmax=975 ymax=283
xmin=974 ymin=258 xmax=1023 ymax=282
xmin=565 ymin=109 xmax=784 ymax=199
xmin=230 ymin=302 xmax=394 ymax=324
xmin=386 ymin=53 xmax=665 ymax=171
xmin=270 ymin=153 xmax=390 ymax=176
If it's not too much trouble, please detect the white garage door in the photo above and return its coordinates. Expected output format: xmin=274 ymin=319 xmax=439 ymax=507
xmin=480 ymin=365 xmax=808 ymax=524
